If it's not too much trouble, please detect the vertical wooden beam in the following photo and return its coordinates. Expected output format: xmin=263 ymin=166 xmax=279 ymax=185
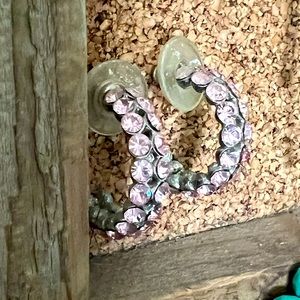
xmin=0 ymin=0 xmax=18 ymax=297
xmin=0 ymin=0 xmax=89 ymax=299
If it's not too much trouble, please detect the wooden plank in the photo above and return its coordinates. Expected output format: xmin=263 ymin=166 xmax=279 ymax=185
xmin=0 ymin=0 xmax=89 ymax=299
xmin=90 ymin=209 xmax=300 ymax=300
xmin=0 ymin=1 xmax=18 ymax=298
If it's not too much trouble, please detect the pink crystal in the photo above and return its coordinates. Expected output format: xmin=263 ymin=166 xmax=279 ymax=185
xmin=216 ymin=102 xmax=238 ymax=124
xmin=154 ymin=182 xmax=170 ymax=204
xmin=115 ymin=221 xmax=137 ymax=235
xmin=219 ymin=149 xmax=240 ymax=168
xmin=184 ymin=191 xmax=199 ymax=199
xmin=241 ymin=147 xmax=251 ymax=162
xmin=147 ymin=113 xmax=162 ymax=131
xmin=129 ymin=183 xmax=152 ymax=206
xmin=148 ymin=206 xmax=162 ymax=222
xmin=154 ymin=135 xmax=170 ymax=156
xmin=191 ymin=69 xmax=213 ymax=86
xmin=113 ymin=99 xmax=135 ymax=115
xmin=156 ymin=157 xmax=171 ymax=179
xmin=137 ymin=97 xmax=155 ymax=113
xmin=128 ymin=133 xmax=151 ymax=157
xmin=106 ymin=230 xmax=115 ymax=238
xmin=104 ymin=87 xmax=124 ymax=104
xmin=197 ymin=184 xmax=215 ymax=197
xmin=124 ymin=207 xmax=146 ymax=225
xmin=210 ymin=170 xmax=230 ymax=187
xmin=206 ymin=82 xmax=228 ymax=103
xmin=121 ymin=113 xmax=144 ymax=134
xmin=244 ymin=123 xmax=252 ymax=140
xmin=221 ymin=124 xmax=243 ymax=147
xmin=131 ymin=159 xmax=153 ymax=182
xmin=139 ymin=223 xmax=151 ymax=232
xmin=105 ymin=230 xmax=122 ymax=240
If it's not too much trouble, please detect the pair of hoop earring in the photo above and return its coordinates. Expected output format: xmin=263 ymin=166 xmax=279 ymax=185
xmin=89 ymin=37 xmax=252 ymax=239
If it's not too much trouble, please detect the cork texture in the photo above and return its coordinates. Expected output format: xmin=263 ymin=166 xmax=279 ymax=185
xmin=87 ymin=0 xmax=300 ymax=255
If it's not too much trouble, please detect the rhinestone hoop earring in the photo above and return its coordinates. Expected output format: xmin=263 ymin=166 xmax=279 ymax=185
xmin=88 ymin=60 xmax=172 ymax=238
xmin=154 ymin=36 xmax=252 ymax=196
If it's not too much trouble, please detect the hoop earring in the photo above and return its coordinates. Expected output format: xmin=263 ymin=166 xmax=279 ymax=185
xmin=154 ymin=37 xmax=252 ymax=196
xmin=88 ymin=60 xmax=172 ymax=238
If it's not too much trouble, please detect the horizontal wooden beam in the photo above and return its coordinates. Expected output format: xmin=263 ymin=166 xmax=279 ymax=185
xmin=90 ymin=209 xmax=300 ymax=299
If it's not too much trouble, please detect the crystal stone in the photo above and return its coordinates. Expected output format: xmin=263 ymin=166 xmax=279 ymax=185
xmin=191 ymin=69 xmax=213 ymax=86
xmin=221 ymin=124 xmax=243 ymax=147
xmin=124 ymin=207 xmax=147 ymax=225
xmin=194 ymin=172 xmax=210 ymax=187
xmin=154 ymin=135 xmax=170 ymax=156
xmin=105 ymin=230 xmax=122 ymax=240
xmin=206 ymin=81 xmax=228 ymax=103
xmin=208 ymin=162 xmax=220 ymax=174
xmin=156 ymin=157 xmax=171 ymax=179
xmin=129 ymin=183 xmax=152 ymax=206
xmin=121 ymin=112 xmax=144 ymax=134
xmin=167 ymin=173 xmax=181 ymax=189
xmin=183 ymin=191 xmax=198 ymax=198
xmin=147 ymin=113 xmax=162 ymax=131
xmin=180 ymin=170 xmax=198 ymax=191
xmin=154 ymin=182 xmax=170 ymax=204
xmin=216 ymin=101 xmax=238 ymax=124
xmin=147 ymin=206 xmax=162 ymax=222
xmin=128 ymin=133 xmax=151 ymax=157
xmin=115 ymin=221 xmax=137 ymax=235
xmin=169 ymin=160 xmax=184 ymax=174
xmin=131 ymin=159 xmax=153 ymax=182
xmin=241 ymin=147 xmax=251 ymax=162
xmin=210 ymin=170 xmax=231 ymax=187
xmin=219 ymin=149 xmax=241 ymax=168
xmin=197 ymin=184 xmax=215 ymax=197
xmin=113 ymin=99 xmax=134 ymax=115
xmin=244 ymin=123 xmax=252 ymax=140
xmin=239 ymin=102 xmax=248 ymax=119
xmin=228 ymin=80 xmax=240 ymax=98
xmin=139 ymin=223 xmax=151 ymax=232
xmin=137 ymin=97 xmax=155 ymax=113
xmin=104 ymin=87 xmax=124 ymax=104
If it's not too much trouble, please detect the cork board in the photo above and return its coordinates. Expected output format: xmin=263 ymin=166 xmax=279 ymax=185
xmin=87 ymin=0 xmax=300 ymax=255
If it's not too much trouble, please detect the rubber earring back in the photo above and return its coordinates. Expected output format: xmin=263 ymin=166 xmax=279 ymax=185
xmin=88 ymin=60 xmax=148 ymax=135
xmin=154 ymin=36 xmax=204 ymax=113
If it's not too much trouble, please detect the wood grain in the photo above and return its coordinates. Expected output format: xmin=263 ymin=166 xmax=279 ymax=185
xmin=0 ymin=0 xmax=89 ymax=299
xmin=90 ymin=210 xmax=300 ymax=300
xmin=0 ymin=0 xmax=18 ymax=298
